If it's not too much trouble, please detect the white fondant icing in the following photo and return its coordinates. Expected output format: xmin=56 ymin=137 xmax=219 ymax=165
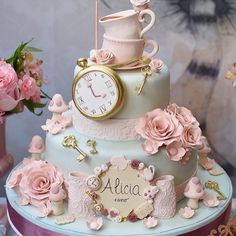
xmin=74 ymin=63 xmax=170 ymax=119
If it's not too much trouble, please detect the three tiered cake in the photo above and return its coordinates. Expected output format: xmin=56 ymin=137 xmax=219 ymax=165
xmin=6 ymin=1 xmax=233 ymax=236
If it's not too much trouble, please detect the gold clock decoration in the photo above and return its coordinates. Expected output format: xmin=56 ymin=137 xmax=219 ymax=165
xmin=72 ymin=58 xmax=124 ymax=121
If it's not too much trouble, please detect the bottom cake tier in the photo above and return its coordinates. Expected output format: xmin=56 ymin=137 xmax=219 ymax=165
xmin=6 ymin=162 xmax=232 ymax=236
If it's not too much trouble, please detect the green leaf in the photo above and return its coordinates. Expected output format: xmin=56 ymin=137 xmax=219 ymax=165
xmin=40 ymin=89 xmax=52 ymax=100
xmin=22 ymin=99 xmax=46 ymax=116
xmin=6 ymin=39 xmax=33 ymax=68
xmin=24 ymin=46 xmax=42 ymax=52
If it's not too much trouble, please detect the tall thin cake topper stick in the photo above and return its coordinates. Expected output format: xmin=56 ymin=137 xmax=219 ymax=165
xmin=95 ymin=0 xmax=99 ymax=50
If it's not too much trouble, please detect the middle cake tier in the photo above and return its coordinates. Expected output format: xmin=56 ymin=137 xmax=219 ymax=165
xmin=45 ymin=125 xmax=198 ymax=202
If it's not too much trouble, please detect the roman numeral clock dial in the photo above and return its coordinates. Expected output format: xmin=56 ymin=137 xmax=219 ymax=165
xmin=72 ymin=58 xmax=124 ymax=120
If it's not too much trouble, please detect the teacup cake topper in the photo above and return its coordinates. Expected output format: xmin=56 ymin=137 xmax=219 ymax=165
xmin=90 ymin=0 xmax=158 ymax=70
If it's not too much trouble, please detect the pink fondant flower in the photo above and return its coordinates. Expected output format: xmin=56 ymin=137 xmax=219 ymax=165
xmin=149 ymin=59 xmax=163 ymax=73
xmin=143 ymin=217 xmax=158 ymax=228
xmin=166 ymin=104 xmax=199 ymax=127
xmin=166 ymin=141 xmax=187 ymax=161
xmin=136 ymin=109 xmax=183 ymax=154
xmin=127 ymin=211 xmax=138 ymax=222
xmin=18 ymin=74 xmax=38 ymax=100
xmin=203 ymin=194 xmax=220 ymax=208
xmin=87 ymin=217 xmax=103 ymax=231
xmin=142 ymin=140 xmax=160 ymax=155
xmin=95 ymin=49 xmax=114 ymax=65
xmin=181 ymin=125 xmax=202 ymax=149
xmin=179 ymin=207 xmax=195 ymax=219
xmin=6 ymin=158 xmax=64 ymax=217
xmin=131 ymin=160 xmax=141 ymax=169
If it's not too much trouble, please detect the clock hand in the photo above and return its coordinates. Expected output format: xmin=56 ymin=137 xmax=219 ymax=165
xmin=89 ymin=85 xmax=106 ymax=98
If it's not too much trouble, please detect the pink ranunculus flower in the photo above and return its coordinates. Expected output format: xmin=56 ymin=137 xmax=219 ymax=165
xmin=166 ymin=104 xmax=199 ymax=127
xmin=96 ymin=49 xmax=114 ymax=65
xmin=136 ymin=109 xmax=183 ymax=154
xmin=31 ymin=86 xmax=41 ymax=103
xmin=181 ymin=125 xmax=202 ymax=149
xmin=6 ymin=158 xmax=64 ymax=217
xmin=149 ymin=59 xmax=163 ymax=73
xmin=166 ymin=141 xmax=187 ymax=161
xmin=18 ymin=74 xmax=38 ymax=100
xmin=0 ymin=60 xmax=21 ymax=112
xmin=25 ymin=59 xmax=44 ymax=82
xmin=0 ymin=60 xmax=18 ymax=95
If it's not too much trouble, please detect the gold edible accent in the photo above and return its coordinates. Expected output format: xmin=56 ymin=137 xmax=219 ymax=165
xmin=205 ymin=180 xmax=226 ymax=200
xmin=73 ymin=63 xmax=124 ymax=121
xmin=62 ymin=135 xmax=87 ymax=161
xmin=106 ymin=56 xmax=151 ymax=70
xmin=77 ymin=58 xmax=88 ymax=69
xmin=135 ymin=65 xmax=152 ymax=95
xmin=86 ymin=140 xmax=98 ymax=154
xmin=208 ymin=216 xmax=236 ymax=236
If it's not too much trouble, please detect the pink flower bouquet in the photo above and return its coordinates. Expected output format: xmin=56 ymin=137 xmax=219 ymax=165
xmin=136 ymin=104 xmax=203 ymax=163
xmin=0 ymin=40 xmax=49 ymax=123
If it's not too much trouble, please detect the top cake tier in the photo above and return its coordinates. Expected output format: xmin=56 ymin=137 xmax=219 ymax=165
xmin=74 ymin=63 xmax=170 ymax=119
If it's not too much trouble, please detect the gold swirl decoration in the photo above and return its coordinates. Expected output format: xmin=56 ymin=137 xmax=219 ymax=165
xmin=208 ymin=216 xmax=236 ymax=236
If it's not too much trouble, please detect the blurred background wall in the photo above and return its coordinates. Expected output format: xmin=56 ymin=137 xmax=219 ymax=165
xmin=0 ymin=0 xmax=236 ymax=196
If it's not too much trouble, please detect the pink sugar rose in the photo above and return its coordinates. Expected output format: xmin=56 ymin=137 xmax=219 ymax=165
xmin=166 ymin=141 xmax=187 ymax=161
xmin=95 ymin=49 xmax=114 ymax=65
xmin=18 ymin=74 xmax=38 ymax=100
xmin=149 ymin=59 xmax=163 ymax=73
xmin=166 ymin=104 xmax=199 ymax=127
xmin=181 ymin=125 xmax=202 ymax=149
xmin=6 ymin=158 xmax=64 ymax=217
xmin=136 ymin=109 xmax=183 ymax=154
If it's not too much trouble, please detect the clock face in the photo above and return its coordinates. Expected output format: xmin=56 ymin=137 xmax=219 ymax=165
xmin=73 ymin=66 xmax=124 ymax=120
xmin=86 ymin=175 xmax=101 ymax=191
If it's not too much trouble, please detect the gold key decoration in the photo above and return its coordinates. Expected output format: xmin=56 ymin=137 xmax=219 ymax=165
xmin=62 ymin=135 xmax=87 ymax=161
xmin=135 ymin=65 xmax=152 ymax=95
xmin=205 ymin=180 xmax=227 ymax=200
xmin=86 ymin=140 xmax=98 ymax=154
